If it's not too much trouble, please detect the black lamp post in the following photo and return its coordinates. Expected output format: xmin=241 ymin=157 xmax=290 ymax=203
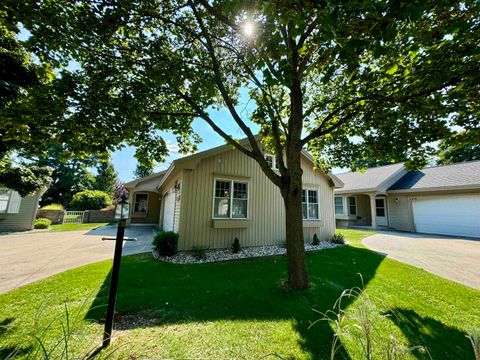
xmin=102 ymin=194 xmax=129 ymax=348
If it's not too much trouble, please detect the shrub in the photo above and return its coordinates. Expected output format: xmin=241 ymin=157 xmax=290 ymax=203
xmin=331 ymin=233 xmax=345 ymax=244
xmin=231 ymin=238 xmax=241 ymax=253
xmin=191 ymin=246 xmax=208 ymax=260
xmin=153 ymin=231 xmax=178 ymax=256
xmin=40 ymin=203 xmax=64 ymax=210
xmin=312 ymin=233 xmax=320 ymax=245
xmin=34 ymin=218 xmax=51 ymax=229
xmin=69 ymin=190 xmax=112 ymax=211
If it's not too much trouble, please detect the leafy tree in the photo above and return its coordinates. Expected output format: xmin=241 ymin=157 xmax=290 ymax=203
xmin=437 ymin=130 xmax=480 ymax=165
xmin=95 ymin=158 xmax=118 ymax=195
xmin=4 ymin=1 xmax=480 ymax=288
xmin=34 ymin=146 xmax=97 ymax=206
xmin=134 ymin=162 xmax=154 ymax=179
xmin=0 ymin=158 xmax=52 ymax=196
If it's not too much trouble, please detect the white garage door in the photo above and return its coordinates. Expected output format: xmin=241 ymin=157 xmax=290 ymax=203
xmin=413 ymin=195 xmax=480 ymax=238
xmin=162 ymin=191 xmax=175 ymax=231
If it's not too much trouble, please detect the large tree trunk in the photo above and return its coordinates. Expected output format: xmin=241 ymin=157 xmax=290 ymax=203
xmin=281 ymin=149 xmax=309 ymax=290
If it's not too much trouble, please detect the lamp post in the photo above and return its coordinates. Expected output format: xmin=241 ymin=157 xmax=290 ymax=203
xmin=102 ymin=194 xmax=129 ymax=348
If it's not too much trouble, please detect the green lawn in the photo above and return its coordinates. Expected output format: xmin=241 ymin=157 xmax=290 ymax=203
xmin=0 ymin=229 xmax=478 ymax=359
xmin=49 ymin=222 xmax=109 ymax=232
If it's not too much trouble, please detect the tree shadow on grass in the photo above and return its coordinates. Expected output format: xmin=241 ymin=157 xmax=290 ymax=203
xmin=386 ymin=308 xmax=474 ymax=359
xmin=86 ymin=245 xmax=385 ymax=359
xmin=0 ymin=317 xmax=34 ymax=358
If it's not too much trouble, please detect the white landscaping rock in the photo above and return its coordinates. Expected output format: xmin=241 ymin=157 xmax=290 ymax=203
xmin=152 ymin=241 xmax=340 ymax=264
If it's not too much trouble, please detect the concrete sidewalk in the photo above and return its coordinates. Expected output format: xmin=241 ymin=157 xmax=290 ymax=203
xmin=363 ymin=231 xmax=480 ymax=289
xmin=0 ymin=225 xmax=155 ymax=293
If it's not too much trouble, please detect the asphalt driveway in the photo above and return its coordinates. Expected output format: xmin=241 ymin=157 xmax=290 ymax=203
xmin=363 ymin=231 xmax=480 ymax=289
xmin=0 ymin=225 xmax=155 ymax=293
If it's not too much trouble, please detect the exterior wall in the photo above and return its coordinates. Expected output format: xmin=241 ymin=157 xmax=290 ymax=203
xmin=84 ymin=210 xmax=115 ymax=223
xmin=129 ymin=191 xmax=161 ymax=224
xmin=178 ymin=149 xmax=335 ymax=250
xmin=335 ymin=193 xmax=371 ymax=227
xmin=0 ymin=193 xmax=40 ymax=231
xmin=36 ymin=209 xmax=65 ymax=224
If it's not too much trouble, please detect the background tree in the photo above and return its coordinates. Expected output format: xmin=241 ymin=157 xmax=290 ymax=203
xmin=95 ymin=158 xmax=118 ymax=195
xmin=437 ymin=130 xmax=480 ymax=165
xmin=4 ymin=1 xmax=479 ymax=289
xmin=134 ymin=162 xmax=154 ymax=179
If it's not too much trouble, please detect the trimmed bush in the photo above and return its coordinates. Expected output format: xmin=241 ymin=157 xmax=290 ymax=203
xmin=34 ymin=218 xmax=52 ymax=229
xmin=153 ymin=231 xmax=178 ymax=256
xmin=331 ymin=233 xmax=345 ymax=244
xmin=231 ymin=238 xmax=241 ymax=253
xmin=312 ymin=233 xmax=320 ymax=245
xmin=69 ymin=190 xmax=112 ymax=211
xmin=40 ymin=203 xmax=64 ymax=210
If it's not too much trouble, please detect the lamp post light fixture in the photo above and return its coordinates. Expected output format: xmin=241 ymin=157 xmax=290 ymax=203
xmin=102 ymin=194 xmax=130 ymax=348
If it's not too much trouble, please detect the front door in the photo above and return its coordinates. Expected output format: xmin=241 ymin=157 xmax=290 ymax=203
xmin=375 ymin=197 xmax=389 ymax=227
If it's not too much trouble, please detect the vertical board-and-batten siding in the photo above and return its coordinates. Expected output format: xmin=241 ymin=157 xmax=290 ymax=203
xmin=178 ymin=149 xmax=335 ymax=250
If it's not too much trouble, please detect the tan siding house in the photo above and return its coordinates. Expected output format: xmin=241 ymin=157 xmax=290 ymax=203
xmin=125 ymin=141 xmax=343 ymax=250
xmin=334 ymin=161 xmax=480 ymax=238
xmin=0 ymin=187 xmax=43 ymax=232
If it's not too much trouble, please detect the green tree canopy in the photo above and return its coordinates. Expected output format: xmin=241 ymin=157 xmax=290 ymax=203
xmin=95 ymin=158 xmax=118 ymax=195
xmin=437 ymin=130 xmax=480 ymax=165
xmin=134 ymin=162 xmax=154 ymax=179
xmin=3 ymin=0 xmax=479 ymax=288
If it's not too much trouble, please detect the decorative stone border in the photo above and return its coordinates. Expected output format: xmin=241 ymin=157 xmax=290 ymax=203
xmin=152 ymin=241 xmax=340 ymax=264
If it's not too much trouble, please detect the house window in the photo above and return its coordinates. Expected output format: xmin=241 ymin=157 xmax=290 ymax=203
xmin=0 ymin=188 xmax=10 ymax=213
xmin=264 ymin=154 xmax=278 ymax=170
xmin=213 ymin=179 xmax=248 ymax=219
xmin=134 ymin=193 xmax=149 ymax=213
xmin=348 ymin=196 xmax=357 ymax=215
xmin=375 ymin=198 xmax=386 ymax=217
xmin=335 ymin=196 xmax=344 ymax=215
xmin=302 ymin=189 xmax=319 ymax=220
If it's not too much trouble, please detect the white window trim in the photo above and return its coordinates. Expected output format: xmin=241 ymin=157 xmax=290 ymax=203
xmin=212 ymin=178 xmax=249 ymax=220
xmin=334 ymin=195 xmax=346 ymax=216
xmin=133 ymin=192 xmax=149 ymax=215
xmin=348 ymin=196 xmax=357 ymax=216
xmin=264 ymin=153 xmax=279 ymax=171
xmin=302 ymin=188 xmax=320 ymax=220
xmin=0 ymin=188 xmax=12 ymax=214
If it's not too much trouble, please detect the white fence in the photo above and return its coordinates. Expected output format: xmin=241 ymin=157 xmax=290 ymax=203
xmin=63 ymin=211 xmax=85 ymax=224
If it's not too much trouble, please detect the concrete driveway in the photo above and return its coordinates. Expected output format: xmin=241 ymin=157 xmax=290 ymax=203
xmin=0 ymin=225 xmax=156 ymax=294
xmin=363 ymin=231 xmax=480 ymax=289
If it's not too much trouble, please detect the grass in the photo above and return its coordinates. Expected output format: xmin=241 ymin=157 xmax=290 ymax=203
xmin=0 ymin=229 xmax=478 ymax=359
xmin=49 ymin=223 xmax=109 ymax=232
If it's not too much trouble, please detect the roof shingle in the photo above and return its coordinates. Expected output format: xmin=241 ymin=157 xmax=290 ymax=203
xmin=335 ymin=163 xmax=405 ymax=192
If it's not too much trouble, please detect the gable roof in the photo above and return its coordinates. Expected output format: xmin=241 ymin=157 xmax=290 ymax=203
xmin=124 ymin=169 xmax=167 ymax=190
xmin=389 ymin=160 xmax=480 ymax=192
xmin=334 ymin=163 xmax=406 ymax=194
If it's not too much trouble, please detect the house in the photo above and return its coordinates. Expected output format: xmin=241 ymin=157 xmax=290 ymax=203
xmin=124 ymin=141 xmax=343 ymax=250
xmin=0 ymin=186 xmax=44 ymax=232
xmin=334 ymin=161 xmax=480 ymax=238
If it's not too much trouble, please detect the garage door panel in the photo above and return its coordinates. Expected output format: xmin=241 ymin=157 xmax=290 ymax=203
xmin=162 ymin=192 xmax=175 ymax=231
xmin=413 ymin=195 xmax=480 ymax=238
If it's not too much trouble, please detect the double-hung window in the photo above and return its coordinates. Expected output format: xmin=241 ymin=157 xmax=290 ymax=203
xmin=0 ymin=188 xmax=21 ymax=214
xmin=213 ymin=179 xmax=248 ymax=219
xmin=302 ymin=189 xmax=319 ymax=220
xmin=348 ymin=196 xmax=357 ymax=215
xmin=335 ymin=196 xmax=345 ymax=215
xmin=264 ymin=154 xmax=279 ymax=170
xmin=0 ymin=189 xmax=10 ymax=213
xmin=133 ymin=193 xmax=149 ymax=214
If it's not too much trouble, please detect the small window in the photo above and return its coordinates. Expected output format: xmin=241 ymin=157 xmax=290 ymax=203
xmin=335 ymin=196 xmax=344 ymax=215
xmin=348 ymin=196 xmax=357 ymax=215
xmin=134 ymin=193 xmax=149 ymax=213
xmin=0 ymin=188 xmax=10 ymax=213
xmin=264 ymin=154 xmax=278 ymax=170
xmin=375 ymin=198 xmax=386 ymax=217
xmin=302 ymin=189 xmax=319 ymax=220
xmin=213 ymin=179 xmax=248 ymax=219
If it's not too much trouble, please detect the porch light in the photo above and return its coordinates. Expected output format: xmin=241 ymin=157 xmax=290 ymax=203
xmin=114 ymin=194 xmax=129 ymax=220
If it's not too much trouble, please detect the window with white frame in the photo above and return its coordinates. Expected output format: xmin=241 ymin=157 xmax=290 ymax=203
xmin=133 ymin=193 xmax=148 ymax=213
xmin=302 ymin=189 xmax=319 ymax=220
xmin=264 ymin=154 xmax=278 ymax=170
xmin=213 ymin=179 xmax=248 ymax=219
xmin=348 ymin=196 xmax=357 ymax=215
xmin=0 ymin=188 xmax=21 ymax=214
xmin=0 ymin=188 xmax=10 ymax=213
xmin=335 ymin=196 xmax=344 ymax=215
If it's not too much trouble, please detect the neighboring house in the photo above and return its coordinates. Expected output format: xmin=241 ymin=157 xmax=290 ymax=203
xmin=0 ymin=186 xmax=44 ymax=232
xmin=125 ymin=140 xmax=343 ymax=250
xmin=334 ymin=161 xmax=480 ymax=238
